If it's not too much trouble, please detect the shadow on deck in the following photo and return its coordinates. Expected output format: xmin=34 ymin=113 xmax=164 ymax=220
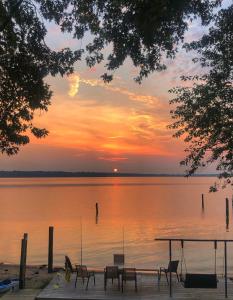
xmin=36 ymin=272 xmax=233 ymax=300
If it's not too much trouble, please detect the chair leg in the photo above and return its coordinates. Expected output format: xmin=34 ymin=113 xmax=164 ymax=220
xmin=93 ymin=274 xmax=96 ymax=285
xmin=75 ymin=273 xmax=78 ymax=288
xmin=118 ymin=277 xmax=120 ymax=290
xmin=165 ymin=271 xmax=169 ymax=285
xmin=176 ymin=272 xmax=180 ymax=282
xmin=104 ymin=276 xmax=107 ymax=291
xmin=121 ymin=278 xmax=123 ymax=293
xmin=86 ymin=277 xmax=90 ymax=291
xmin=157 ymin=270 xmax=160 ymax=286
xmin=135 ymin=278 xmax=137 ymax=292
xmin=158 ymin=270 xmax=161 ymax=282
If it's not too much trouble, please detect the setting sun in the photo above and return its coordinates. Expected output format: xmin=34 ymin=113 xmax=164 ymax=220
xmin=113 ymin=168 xmax=118 ymax=173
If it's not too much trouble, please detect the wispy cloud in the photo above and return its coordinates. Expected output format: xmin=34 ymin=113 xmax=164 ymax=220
xmin=67 ymin=73 xmax=160 ymax=106
xmin=68 ymin=74 xmax=80 ymax=97
xmin=33 ymin=94 xmax=177 ymax=157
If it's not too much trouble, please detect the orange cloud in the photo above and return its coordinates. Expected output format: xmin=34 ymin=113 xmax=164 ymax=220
xmin=29 ymin=66 xmax=186 ymax=165
xmin=33 ymin=96 xmax=177 ymax=158
xmin=98 ymin=156 xmax=128 ymax=161
xmin=67 ymin=73 xmax=160 ymax=106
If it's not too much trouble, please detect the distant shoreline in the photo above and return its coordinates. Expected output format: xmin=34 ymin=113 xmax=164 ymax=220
xmin=0 ymin=171 xmax=218 ymax=178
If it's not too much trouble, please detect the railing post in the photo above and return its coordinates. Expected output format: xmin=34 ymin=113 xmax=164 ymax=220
xmin=48 ymin=226 xmax=54 ymax=273
xmin=224 ymin=241 xmax=228 ymax=298
xmin=169 ymin=240 xmax=172 ymax=297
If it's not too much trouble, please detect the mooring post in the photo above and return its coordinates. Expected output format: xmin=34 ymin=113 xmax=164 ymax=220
xmin=19 ymin=233 xmax=28 ymax=289
xmin=48 ymin=226 xmax=54 ymax=273
xmin=201 ymin=194 xmax=205 ymax=210
xmin=96 ymin=202 xmax=99 ymax=216
xmin=23 ymin=233 xmax=28 ymax=268
xmin=169 ymin=240 xmax=172 ymax=297
xmin=226 ymin=198 xmax=229 ymax=231
xmin=95 ymin=203 xmax=99 ymax=224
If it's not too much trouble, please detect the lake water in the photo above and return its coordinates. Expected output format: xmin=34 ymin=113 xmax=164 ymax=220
xmin=0 ymin=177 xmax=233 ymax=275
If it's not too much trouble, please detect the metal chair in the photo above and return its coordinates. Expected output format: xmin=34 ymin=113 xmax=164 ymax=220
xmin=159 ymin=260 xmax=179 ymax=284
xmin=75 ymin=265 xmax=95 ymax=290
xmin=121 ymin=268 xmax=137 ymax=292
xmin=104 ymin=266 xmax=120 ymax=290
xmin=113 ymin=254 xmax=125 ymax=266
xmin=65 ymin=255 xmax=75 ymax=273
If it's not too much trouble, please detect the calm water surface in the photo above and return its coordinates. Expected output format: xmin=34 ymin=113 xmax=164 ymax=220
xmin=0 ymin=177 xmax=233 ymax=274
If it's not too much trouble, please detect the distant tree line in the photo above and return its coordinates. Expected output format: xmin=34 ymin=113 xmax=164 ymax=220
xmin=0 ymin=171 xmax=218 ymax=178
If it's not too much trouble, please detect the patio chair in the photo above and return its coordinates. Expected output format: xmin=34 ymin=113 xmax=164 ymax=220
xmin=121 ymin=268 xmax=137 ymax=292
xmin=65 ymin=255 xmax=75 ymax=273
xmin=75 ymin=265 xmax=95 ymax=290
xmin=159 ymin=260 xmax=179 ymax=284
xmin=104 ymin=266 xmax=120 ymax=290
xmin=113 ymin=254 xmax=125 ymax=266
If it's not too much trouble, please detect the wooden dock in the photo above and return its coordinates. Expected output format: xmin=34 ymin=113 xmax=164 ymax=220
xmin=1 ymin=289 xmax=40 ymax=300
xmin=36 ymin=273 xmax=233 ymax=300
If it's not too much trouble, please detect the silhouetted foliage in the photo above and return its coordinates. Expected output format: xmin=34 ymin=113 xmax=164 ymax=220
xmin=38 ymin=0 xmax=221 ymax=82
xmin=169 ymin=5 xmax=233 ymax=190
xmin=0 ymin=0 xmax=81 ymax=154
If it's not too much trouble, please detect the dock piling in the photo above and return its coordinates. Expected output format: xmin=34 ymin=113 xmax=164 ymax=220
xmin=48 ymin=226 xmax=54 ymax=273
xmin=95 ymin=203 xmax=99 ymax=224
xmin=96 ymin=202 xmax=99 ymax=216
xmin=226 ymin=198 xmax=229 ymax=231
xmin=19 ymin=233 xmax=28 ymax=289
xmin=201 ymin=194 xmax=205 ymax=211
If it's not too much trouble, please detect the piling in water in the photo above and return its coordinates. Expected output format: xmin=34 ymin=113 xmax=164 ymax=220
xmin=96 ymin=202 xmax=99 ymax=216
xmin=19 ymin=233 xmax=28 ymax=289
xmin=226 ymin=198 xmax=229 ymax=231
xmin=95 ymin=203 xmax=99 ymax=224
xmin=201 ymin=194 xmax=205 ymax=211
xmin=48 ymin=226 xmax=54 ymax=273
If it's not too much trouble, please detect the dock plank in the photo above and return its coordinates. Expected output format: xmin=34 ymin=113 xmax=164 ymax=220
xmin=1 ymin=289 xmax=40 ymax=300
xmin=36 ymin=273 xmax=233 ymax=300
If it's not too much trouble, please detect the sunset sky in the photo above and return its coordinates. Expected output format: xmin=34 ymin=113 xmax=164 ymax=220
xmin=0 ymin=13 xmax=220 ymax=173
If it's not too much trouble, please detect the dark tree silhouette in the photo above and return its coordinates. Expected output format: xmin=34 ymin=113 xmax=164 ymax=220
xmin=0 ymin=0 xmax=82 ymax=154
xmin=169 ymin=5 xmax=233 ymax=189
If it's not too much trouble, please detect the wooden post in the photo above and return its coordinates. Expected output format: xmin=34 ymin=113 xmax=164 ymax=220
xmin=226 ymin=198 xmax=229 ymax=231
xmin=201 ymin=194 xmax=205 ymax=211
xmin=48 ymin=226 xmax=54 ymax=273
xmin=169 ymin=240 xmax=172 ymax=297
xmin=19 ymin=233 xmax=28 ymax=289
xmin=95 ymin=203 xmax=99 ymax=224
xmin=95 ymin=203 xmax=99 ymax=216
xmin=224 ymin=241 xmax=228 ymax=298
xmin=23 ymin=233 xmax=28 ymax=268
